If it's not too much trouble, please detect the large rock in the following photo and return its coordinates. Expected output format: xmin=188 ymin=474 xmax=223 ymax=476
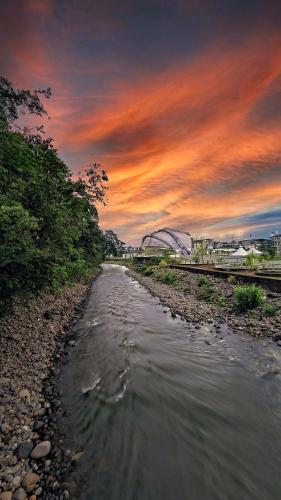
xmin=31 ymin=440 xmax=51 ymax=459
xmin=16 ymin=442 xmax=33 ymax=459
xmin=22 ymin=472 xmax=40 ymax=493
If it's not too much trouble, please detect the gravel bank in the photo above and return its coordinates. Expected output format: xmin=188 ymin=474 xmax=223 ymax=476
xmin=127 ymin=268 xmax=281 ymax=339
xmin=0 ymin=276 xmax=98 ymax=500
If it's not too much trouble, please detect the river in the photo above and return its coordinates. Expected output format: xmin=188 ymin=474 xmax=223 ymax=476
xmin=60 ymin=264 xmax=281 ymax=500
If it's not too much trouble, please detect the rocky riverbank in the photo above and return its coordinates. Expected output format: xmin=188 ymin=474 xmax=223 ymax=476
xmin=0 ymin=275 xmax=99 ymax=500
xmin=127 ymin=267 xmax=281 ymax=339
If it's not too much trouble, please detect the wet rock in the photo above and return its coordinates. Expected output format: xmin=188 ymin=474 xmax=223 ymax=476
xmin=63 ymin=481 xmax=77 ymax=496
xmin=31 ymin=440 xmax=51 ymax=459
xmin=21 ymin=472 xmax=40 ymax=493
xmin=16 ymin=442 xmax=33 ymax=459
xmin=71 ymin=451 xmax=84 ymax=463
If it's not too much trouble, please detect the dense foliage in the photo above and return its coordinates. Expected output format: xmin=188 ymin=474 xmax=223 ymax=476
xmin=234 ymin=284 xmax=266 ymax=311
xmin=103 ymin=229 xmax=125 ymax=257
xmin=0 ymin=77 xmax=108 ymax=314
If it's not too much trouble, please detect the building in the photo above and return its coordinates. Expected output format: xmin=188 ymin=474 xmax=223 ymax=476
xmin=193 ymin=238 xmax=213 ymax=253
xmin=272 ymin=234 xmax=281 ymax=255
xmin=141 ymin=228 xmax=193 ymax=256
xmin=239 ymin=238 xmax=272 ymax=250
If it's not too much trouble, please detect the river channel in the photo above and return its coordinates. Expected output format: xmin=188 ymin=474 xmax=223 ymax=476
xmin=61 ymin=264 xmax=281 ymax=500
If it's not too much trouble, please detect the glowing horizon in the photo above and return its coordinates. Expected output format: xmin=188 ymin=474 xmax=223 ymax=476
xmin=1 ymin=0 xmax=281 ymax=245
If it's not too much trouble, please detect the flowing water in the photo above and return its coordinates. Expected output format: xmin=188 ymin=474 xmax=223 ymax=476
xmin=61 ymin=264 xmax=281 ymax=500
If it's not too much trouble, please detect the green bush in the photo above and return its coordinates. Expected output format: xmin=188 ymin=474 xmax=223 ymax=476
xmin=143 ymin=266 xmax=155 ymax=276
xmin=234 ymin=284 xmax=266 ymax=311
xmin=158 ymin=270 xmax=177 ymax=284
xmin=198 ymin=275 xmax=208 ymax=287
xmin=263 ymin=303 xmax=278 ymax=316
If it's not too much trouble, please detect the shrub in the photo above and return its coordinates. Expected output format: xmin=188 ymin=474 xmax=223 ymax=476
xmin=198 ymin=275 xmax=208 ymax=287
xmin=216 ymin=295 xmax=227 ymax=306
xmin=143 ymin=266 xmax=155 ymax=276
xmin=263 ymin=303 xmax=278 ymax=316
xmin=158 ymin=270 xmax=177 ymax=284
xmin=234 ymin=284 xmax=266 ymax=311
xmin=159 ymin=259 xmax=168 ymax=268
xmin=196 ymin=285 xmax=215 ymax=301
xmin=227 ymin=275 xmax=237 ymax=285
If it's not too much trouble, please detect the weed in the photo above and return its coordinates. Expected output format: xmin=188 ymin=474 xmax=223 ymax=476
xmin=263 ymin=303 xmax=278 ymax=316
xmin=198 ymin=275 xmax=208 ymax=287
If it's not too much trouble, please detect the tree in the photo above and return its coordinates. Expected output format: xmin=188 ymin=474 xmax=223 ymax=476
xmin=0 ymin=76 xmax=107 ymax=314
xmin=103 ymin=230 xmax=125 ymax=257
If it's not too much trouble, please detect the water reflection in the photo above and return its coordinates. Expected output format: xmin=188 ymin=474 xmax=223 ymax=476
xmin=61 ymin=264 xmax=281 ymax=500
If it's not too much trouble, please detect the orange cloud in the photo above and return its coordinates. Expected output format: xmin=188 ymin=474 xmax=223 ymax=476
xmin=2 ymin=1 xmax=281 ymax=244
xmin=48 ymin=35 xmax=281 ymax=243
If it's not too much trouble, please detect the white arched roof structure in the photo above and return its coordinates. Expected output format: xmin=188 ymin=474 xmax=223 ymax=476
xmin=141 ymin=228 xmax=193 ymax=256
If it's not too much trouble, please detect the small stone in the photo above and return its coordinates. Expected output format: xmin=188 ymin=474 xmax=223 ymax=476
xmin=34 ymin=486 xmax=42 ymax=496
xmin=63 ymin=481 xmax=77 ymax=496
xmin=12 ymin=477 xmax=21 ymax=489
xmin=277 ymin=341 xmax=281 ymax=347
xmin=16 ymin=442 xmax=33 ymax=459
xmin=33 ymin=420 xmax=44 ymax=431
xmin=12 ymin=488 xmax=26 ymax=500
xmin=72 ymin=451 xmax=84 ymax=463
xmin=0 ymin=493 xmax=13 ymax=500
xmin=18 ymin=390 xmax=30 ymax=401
xmin=22 ymin=472 xmax=40 ymax=493
xmin=68 ymin=340 xmax=76 ymax=347
xmin=31 ymin=440 xmax=51 ymax=459
xmin=0 ymin=388 xmax=5 ymax=397
xmin=0 ymin=423 xmax=10 ymax=434
xmin=34 ymin=408 xmax=46 ymax=417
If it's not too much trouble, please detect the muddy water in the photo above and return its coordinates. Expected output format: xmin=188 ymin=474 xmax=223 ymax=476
xmin=61 ymin=264 xmax=281 ymax=500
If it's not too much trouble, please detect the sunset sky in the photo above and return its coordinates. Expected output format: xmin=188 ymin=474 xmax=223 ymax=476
xmin=1 ymin=0 xmax=281 ymax=245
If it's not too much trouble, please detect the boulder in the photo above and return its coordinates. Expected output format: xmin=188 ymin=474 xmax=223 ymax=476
xmin=31 ymin=440 xmax=51 ymax=459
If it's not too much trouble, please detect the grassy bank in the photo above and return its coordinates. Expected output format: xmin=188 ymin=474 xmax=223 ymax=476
xmin=120 ymin=259 xmax=281 ymax=338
